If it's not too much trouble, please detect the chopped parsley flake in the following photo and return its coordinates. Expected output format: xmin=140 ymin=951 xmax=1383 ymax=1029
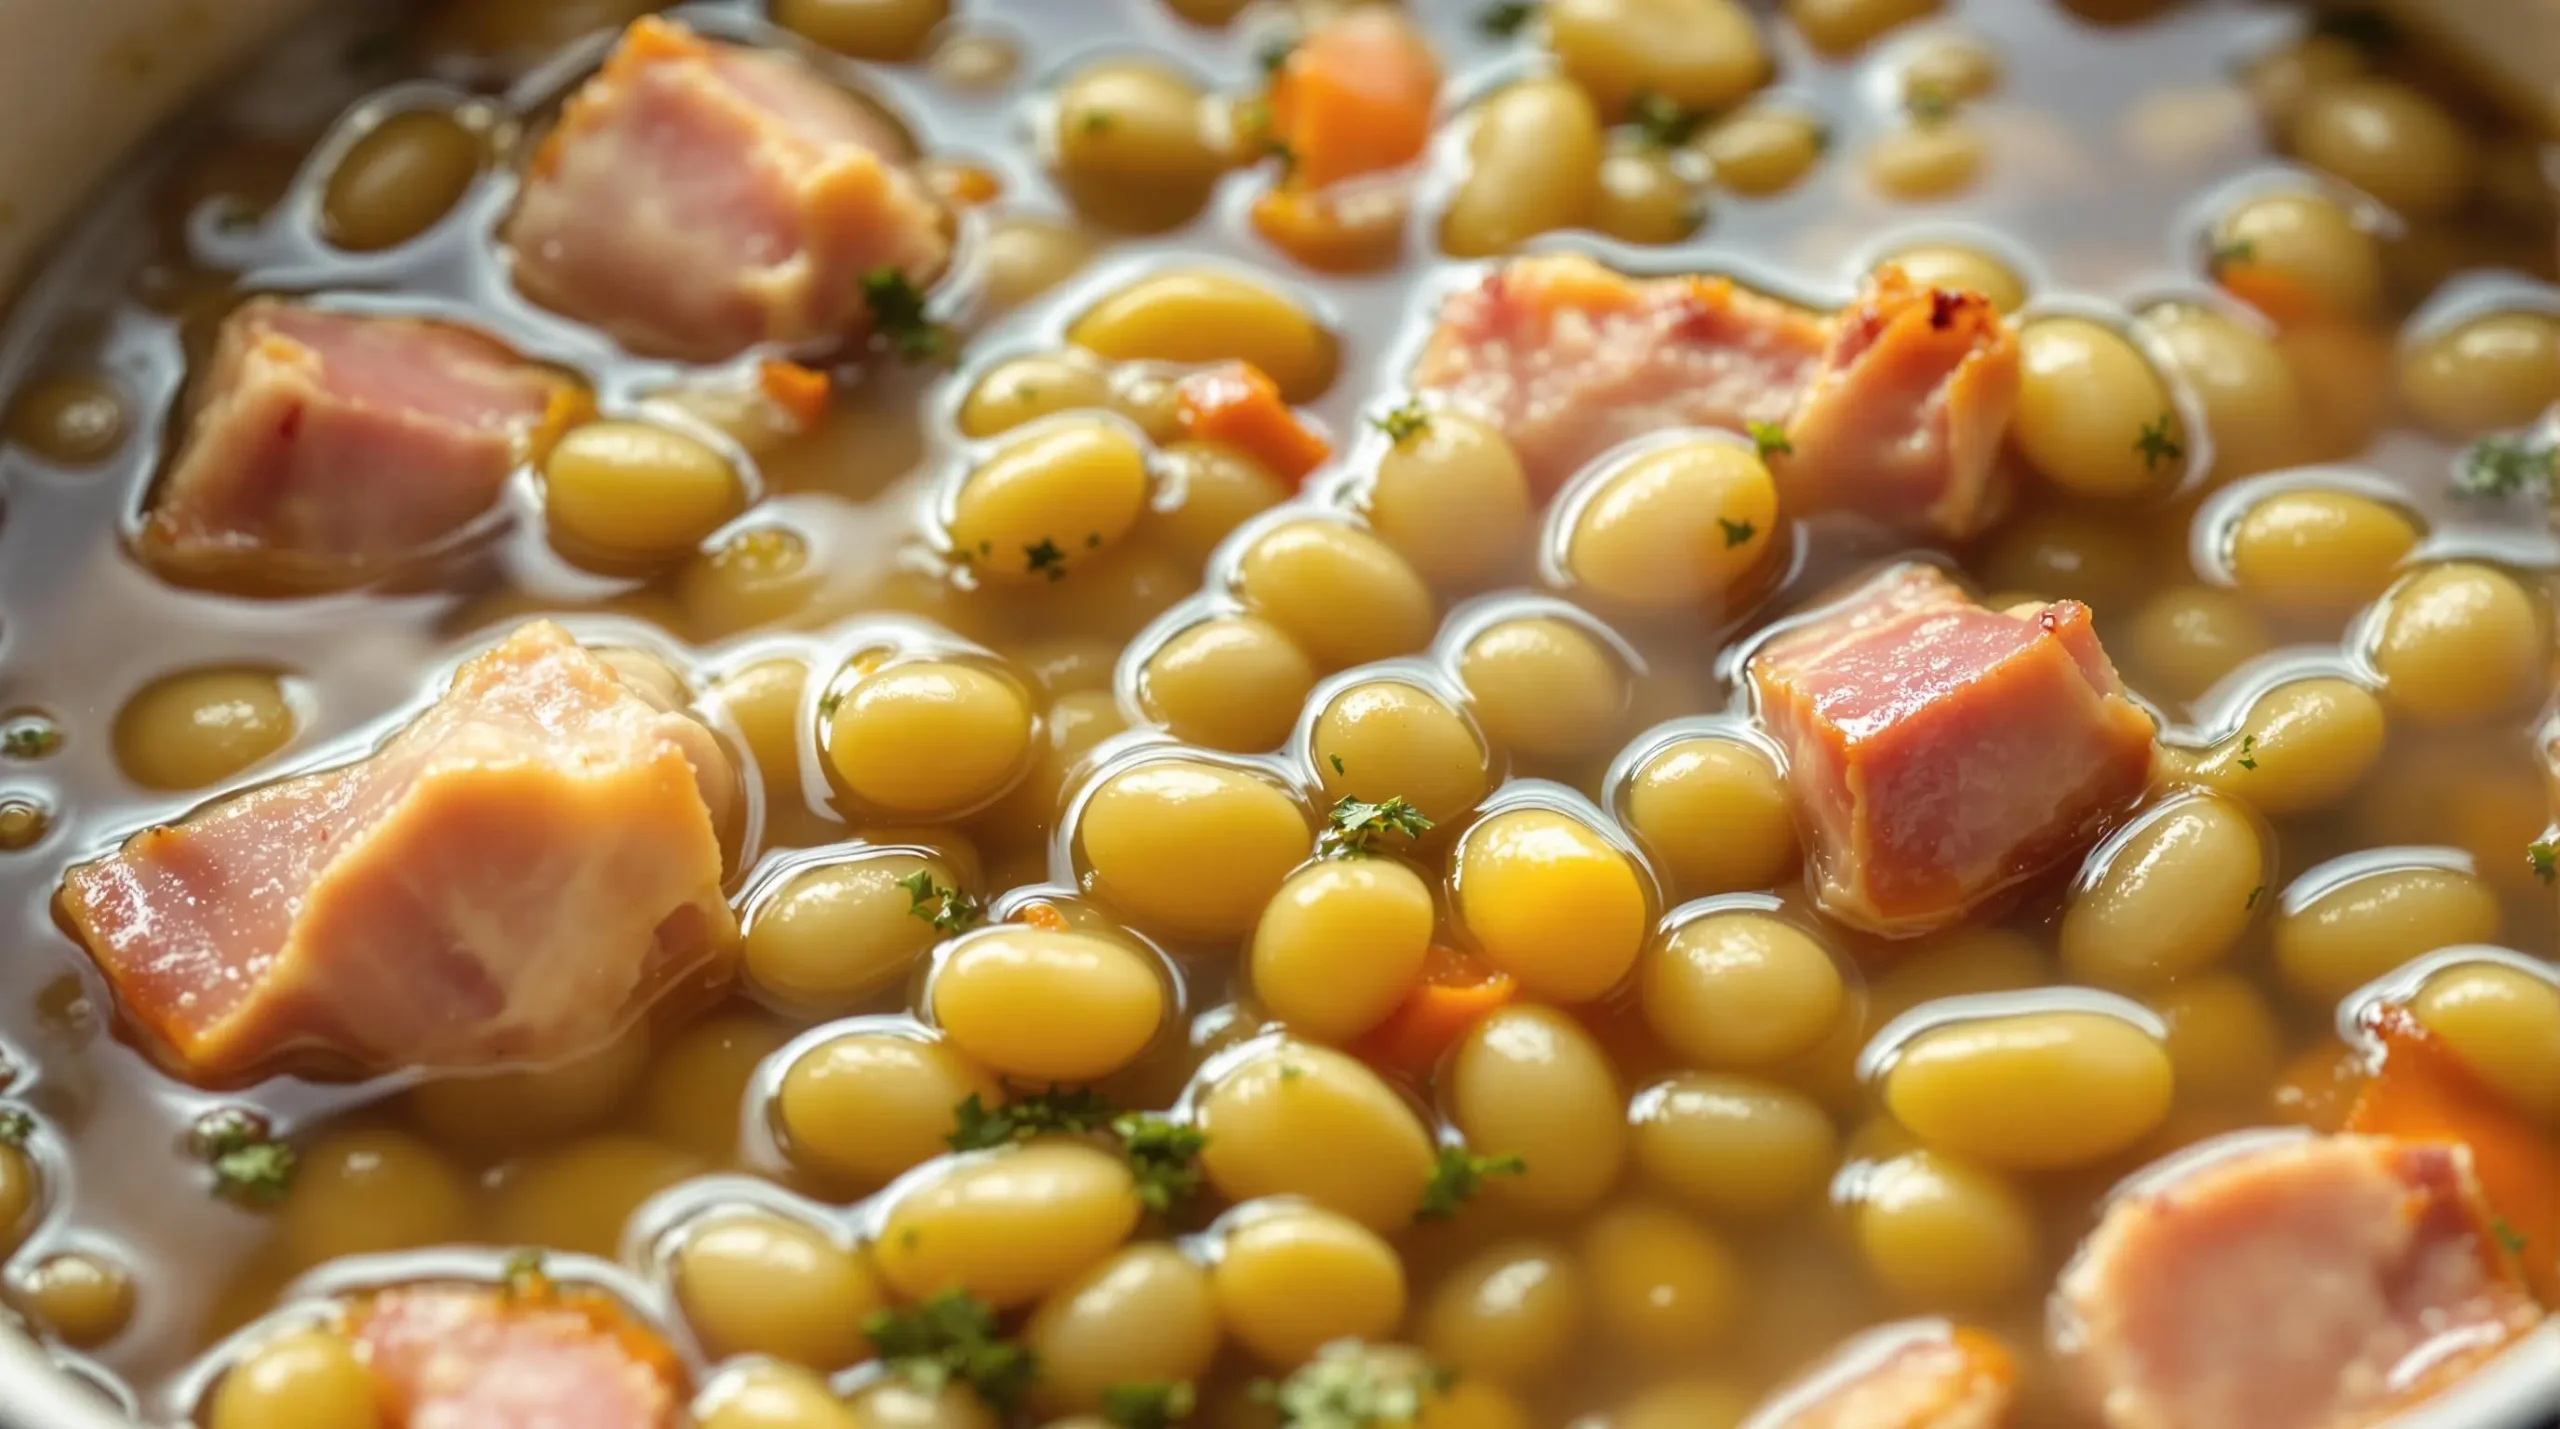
xmin=1748 ymin=419 xmax=1792 ymax=459
xmin=1371 ymin=401 xmax=1431 ymax=444
xmin=1081 ymin=109 xmax=1115 ymax=134
xmin=1104 ymin=1381 xmax=1198 ymax=1429
xmin=817 ymin=688 xmax=845 ymax=720
xmin=1279 ymin=1062 xmax=1307 ymax=1082
xmin=2452 ymin=433 xmax=2558 ymax=500
xmin=900 ymin=869 xmax=983 ymax=936
xmin=1629 ymin=88 xmax=1706 ymax=148
xmin=1718 ymin=516 xmax=1757 ymax=549
xmin=2236 ymin=734 xmax=2258 ymax=771
xmin=1 ymin=722 xmax=59 ymax=760
xmin=1115 ymin=1111 xmax=1209 ymax=1215
xmin=1328 ymin=753 xmax=1346 ymax=775
xmin=2134 ymin=413 xmax=2184 ymax=472
xmin=864 ymin=1290 xmax=1037 ymax=1415
xmin=1255 ymin=1341 xmax=1447 ymax=1427
xmin=1257 ymin=36 xmax=1297 ymax=75
xmin=499 ymin=1248 xmax=549 ymax=1300
xmin=1416 ymin=1145 xmax=1525 ymax=1221
xmin=1320 ymin=795 xmax=1434 ymax=859
xmin=191 ymin=1108 xmax=297 ymax=1207
xmin=1904 ymin=81 xmax=1956 ymax=123
xmin=2207 ymin=236 xmax=2255 ymax=273
xmin=861 ymin=267 xmax=956 ymax=365
xmin=2529 ymin=840 xmax=2557 ymax=885
xmin=948 ymin=1084 xmax=1118 ymax=1151
xmin=0 ymin=1108 xmax=31 ymax=1148
xmin=2493 ymin=1216 xmax=2529 ymax=1257
xmin=1025 ymin=537 xmax=1068 ymax=579
xmin=1477 ymin=2 xmax=1537 ymax=38
xmin=2246 ymin=884 xmax=2265 ymax=911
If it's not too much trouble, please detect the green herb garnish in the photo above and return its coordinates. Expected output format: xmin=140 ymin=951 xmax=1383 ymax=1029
xmin=1718 ymin=516 xmax=1757 ymax=548
xmin=2134 ymin=413 xmax=2184 ymax=472
xmin=948 ymin=1085 xmax=1118 ymax=1152
xmin=1081 ymin=109 xmax=1115 ymax=134
xmin=1416 ymin=1145 xmax=1525 ymax=1221
xmin=1114 ymin=1111 xmax=1209 ymax=1214
xmin=900 ymin=869 xmax=983 ymax=935
xmin=1477 ymin=2 xmax=1537 ymax=37
xmin=1320 ymin=796 xmax=1433 ymax=858
xmin=2452 ymin=433 xmax=2558 ymax=499
xmin=1748 ymin=419 xmax=1792 ymax=458
xmin=1254 ymin=1342 xmax=1443 ymax=1427
xmin=2207 ymin=236 xmax=2255 ymax=273
xmin=192 ymin=1108 xmax=298 ymax=1207
xmin=2246 ymin=884 xmax=2265 ymax=911
xmin=2494 ymin=1216 xmax=2529 ymax=1257
xmin=863 ymin=1289 xmax=1037 ymax=1414
xmin=862 ymin=267 xmax=956 ymax=365
xmin=1904 ymin=81 xmax=1956 ymax=124
xmin=1 ymin=722 xmax=59 ymax=760
xmin=1258 ymin=36 xmax=1298 ymax=75
xmin=1371 ymin=400 xmax=1431 ymax=444
xmin=1025 ymin=537 xmax=1068 ymax=579
xmin=2236 ymin=733 xmax=2258 ymax=771
xmin=1104 ymin=1381 xmax=1198 ymax=1429
xmin=2528 ymin=841 xmax=2557 ymax=885
xmin=1629 ymin=88 xmax=1706 ymax=148
xmin=1328 ymin=753 xmax=1345 ymax=775
xmin=0 ymin=1108 xmax=32 ymax=1148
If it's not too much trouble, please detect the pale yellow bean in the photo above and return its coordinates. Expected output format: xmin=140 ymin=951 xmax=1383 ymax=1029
xmin=2060 ymin=793 xmax=2267 ymax=988
xmin=2410 ymin=960 xmax=2560 ymax=1125
xmin=949 ymin=420 xmax=1149 ymax=584
xmin=207 ymin=1328 xmax=383 ymax=1429
xmin=1196 ymin=1041 xmax=1437 ymax=1231
xmin=1863 ymin=122 xmax=1983 ymax=200
xmin=1456 ymin=808 xmax=1650 ymax=1003
xmin=1578 ymin=1201 xmax=1741 ymax=1361
xmin=743 ymin=851 xmax=956 ymax=1011
xmin=1235 ymin=520 xmax=1438 ymax=671
xmin=932 ymin=926 xmax=1166 ymax=1082
xmin=1079 ymin=759 xmax=1310 ymax=941
xmin=2141 ymin=302 xmax=2307 ymax=479
xmin=1309 ymin=679 xmax=1496 ymax=832
xmin=2174 ymin=677 xmax=2387 ymax=817
xmin=1851 ymin=1149 xmax=2037 ymax=1306
xmin=1251 ymin=858 xmax=1436 ymax=1043
xmin=825 ymin=661 xmax=1032 ymax=817
xmin=1211 ymin=1202 xmax=1407 ymax=1366
xmin=1442 ymin=78 xmax=1604 ymax=258
xmin=1365 ymin=411 xmax=1535 ymax=587
xmin=1420 ymin=1242 xmax=1584 ymax=1389
xmin=1069 ymin=271 xmax=1336 ymax=402
xmin=2369 ymin=563 xmax=2547 ymax=727
xmin=1642 ymin=912 xmax=1845 ymax=1068
xmin=2122 ymin=585 xmax=2273 ymax=703
xmin=1024 ymin=1244 xmax=1221 ymax=1416
xmin=2013 ymin=317 xmax=2182 ymax=499
xmin=1141 ymin=615 xmax=1316 ymax=753
xmin=875 ymin=1141 xmax=1141 ymax=1307
xmin=1621 ymin=737 xmax=1799 ymax=897
xmin=694 ymin=1362 xmax=858 ymax=1429
xmin=1050 ymin=61 xmax=1226 ymax=233
xmin=2398 ymin=312 xmax=2560 ymax=437
xmin=1788 ymin=0 xmax=1941 ymax=52
xmin=672 ymin=1211 xmax=886 ymax=1369
xmin=777 ymin=1033 xmax=1001 ymax=1191
xmin=2273 ymin=864 xmax=2503 ymax=1004
xmin=1699 ymin=107 xmax=1826 ymax=196
xmin=322 ymin=108 xmax=481 ymax=253
xmin=1546 ymin=0 xmax=1767 ymax=116
xmin=1448 ymin=1006 xmax=1627 ymax=1216
xmin=1882 ymin=244 xmax=2024 ymax=312
xmin=2289 ymin=78 xmax=2476 ymax=220
xmin=2145 ymin=972 xmax=2283 ymax=1108
xmin=113 ymin=666 xmax=296 ymax=792
xmin=1459 ymin=618 xmax=1629 ymax=763
xmin=2209 ymin=191 xmax=2383 ymax=321
xmin=1881 ymin=1010 xmax=2174 ymax=1170
xmin=1565 ymin=440 xmax=1779 ymax=612
xmin=1629 ymin=1071 xmax=1836 ymax=1218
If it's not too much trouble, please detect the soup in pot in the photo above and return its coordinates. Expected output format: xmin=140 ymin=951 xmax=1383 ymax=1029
xmin=0 ymin=1 xmax=2556 ymax=1426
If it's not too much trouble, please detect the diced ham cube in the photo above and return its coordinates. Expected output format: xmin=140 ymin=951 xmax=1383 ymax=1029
xmin=58 ymin=621 xmax=738 ymax=1082
xmin=1747 ymin=1323 xmax=2018 ymax=1429
xmin=353 ymin=1280 xmax=681 ymax=1429
xmin=1411 ymin=254 xmax=2019 ymax=538
xmin=2055 ymin=1135 xmax=2544 ymax=1429
xmin=1748 ymin=564 xmax=2154 ymax=936
xmin=142 ymin=300 xmax=575 ymax=581
xmin=506 ymin=17 xmax=949 ymax=360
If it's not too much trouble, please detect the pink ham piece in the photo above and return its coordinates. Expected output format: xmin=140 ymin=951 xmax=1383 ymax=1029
xmin=1748 ymin=564 xmax=2154 ymax=937
xmin=57 ymin=621 xmax=737 ymax=1082
xmin=2055 ymin=1134 xmax=2544 ymax=1429
xmin=1746 ymin=1323 xmax=2017 ymax=1429
xmin=142 ymin=300 xmax=576 ymax=582
xmin=1411 ymin=253 xmax=2019 ymax=538
xmin=353 ymin=1281 xmax=681 ymax=1429
xmin=505 ymin=17 xmax=949 ymax=360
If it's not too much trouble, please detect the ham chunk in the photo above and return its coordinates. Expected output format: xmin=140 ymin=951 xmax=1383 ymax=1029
xmin=353 ymin=1280 xmax=681 ymax=1429
xmin=58 ymin=621 xmax=737 ymax=1082
xmin=506 ymin=17 xmax=948 ymax=360
xmin=1747 ymin=1324 xmax=2017 ymax=1429
xmin=2055 ymin=1135 xmax=2543 ymax=1429
xmin=1411 ymin=253 xmax=2019 ymax=537
xmin=1748 ymin=564 xmax=2154 ymax=936
xmin=142 ymin=300 xmax=574 ymax=581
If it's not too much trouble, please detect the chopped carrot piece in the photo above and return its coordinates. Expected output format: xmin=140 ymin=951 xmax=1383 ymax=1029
xmin=1351 ymin=945 xmax=1517 ymax=1082
xmin=756 ymin=359 xmax=831 ymax=431
xmin=1250 ymin=181 xmax=1409 ymax=274
xmin=2348 ymin=1006 xmax=2560 ymax=1302
xmin=1174 ymin=361 xmax=1331 ymax=482
xmin=1019 ymin=902 xmax=1070 ymax=933
xmin=925 ymin=161 xmax=1002 ymax=209
xmin=1266 ymin=7 xmax=1441 ymax=191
